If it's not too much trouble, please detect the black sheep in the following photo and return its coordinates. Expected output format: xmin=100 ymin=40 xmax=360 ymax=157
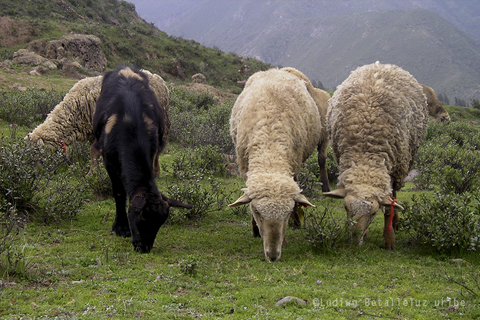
xmin=93 ymin=66 xmax=191 ymax=253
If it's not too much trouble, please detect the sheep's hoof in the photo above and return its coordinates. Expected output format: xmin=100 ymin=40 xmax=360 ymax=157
xmin=112 ymin=223 xmax=131 ymax=238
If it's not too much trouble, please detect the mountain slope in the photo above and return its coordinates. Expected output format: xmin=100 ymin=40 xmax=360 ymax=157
xmin=0 ymin=0 xmax=272 ymax=91
xmin=130 ymin=0 xmax=480 ymax=101
xmin=241 ymin=9 xmax=480 ymax=101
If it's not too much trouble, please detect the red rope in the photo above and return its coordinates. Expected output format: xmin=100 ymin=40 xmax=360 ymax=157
xmin=387 ymin=198 xmax=397 ymax=231
xmin=59 ymin=141 xmax=67 ymax=153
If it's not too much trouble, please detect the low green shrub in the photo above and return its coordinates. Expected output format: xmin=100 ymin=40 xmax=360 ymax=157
xmin=179 ymin=254 xmax=199 ymax=276
xmin=0 ymin=48 xmax=13 ymax=61
xmin=299 ymin=148 xmax=339 ymax=197
xmin=0 ymin=133 xmax=90 ymax=264
xmin=298 ymin=152 xmax=322 ymax=197
xmin=0 ymin=89 xmax=65 ymax=127
xmin=399 ymin=192 xmax=480 ymax=252
xmin=0 ymin=133 xmax=87 ymax=223
xmin=168 ymin=87 xmax=233 ymax=152
xmin=414 ymin=122 xmax=480 ymax=193
xmin=303 ymin=204 xmax=354 ymax=251
xmin=167 ymin=145 xmax=229 ymax=179
xmin=162 ymin=146 xmax=235 ymax=222
xmin=165 ymin=174 xmax=228 ymax=222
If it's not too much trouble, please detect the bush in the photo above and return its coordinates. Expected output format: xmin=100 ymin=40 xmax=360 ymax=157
xmin=0 ymin=89 xmax=65 ymax=127
xmin=298 ymin=147 xmax=339 ymax=197
xmin=168 ymin=145 xmax=229 ymax=178
xmin=0 ymin=48 xmax=13 ymax=61
xmin=0 ymin=133 xmax=90 ymax=262
xmin=298 ymin=151 xmax=322 ymax=197
xmin=399 ymin=192 xmax=480 ymax=252
xmin=303 ymin=204 xmax=354 ymax=251
xmin=162 ymin=146 xmax=235 ymax=222
xmin=165 ymin=174 xmax=227 ymax=222
xmin=168 ymin=88 xmax=233 ymax=152
xmin=0 ymin=133 xmax=87 ymax=223
xmin=414 ymin=122 xmax=480 ymax=193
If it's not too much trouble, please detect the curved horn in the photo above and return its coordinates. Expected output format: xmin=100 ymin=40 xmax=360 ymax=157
xmin=323 ymin=189 xmax=347 ymax=199
xmin=228 ymin=191 xmax=251 ymax=207
xmin=294 ymin=194 xmax=315 ymax=207
xmin=380 ymin=197 xmax=405 ymax=211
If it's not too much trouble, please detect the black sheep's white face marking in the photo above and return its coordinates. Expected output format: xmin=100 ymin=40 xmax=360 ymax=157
xmin=105 ymin=114 xmax=118 ymax=134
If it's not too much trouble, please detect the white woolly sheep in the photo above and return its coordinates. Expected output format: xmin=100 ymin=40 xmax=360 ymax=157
xmin=25 ymin=69 xmax=170 ymax=175
xmin=421 ymin=84 xmax=451 ymax=123
xmin=228 ymin=67 xmax=326 ymax=261
xmin=323 ymin=62 xmax=429 ymax=250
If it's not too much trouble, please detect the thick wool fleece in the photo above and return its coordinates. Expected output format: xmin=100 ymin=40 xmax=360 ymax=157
xmin=26 ymin=75 xmax=103 ymax=148
xmin=230 ymin=68 xmax=321 ymax=219
xmin=327 ymin=62 xmax=428 ymax=199
xmin=26 ymin=70 xmax=170 ymax=148
xmin=281 ymin=67 xmax=330 ymax=148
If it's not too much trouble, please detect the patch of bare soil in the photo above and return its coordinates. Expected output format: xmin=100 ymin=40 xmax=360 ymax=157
xmin=177 ymin=82 xmax=237 ymax=104
xmin=0 ymin=17 xmax=35 ymax=48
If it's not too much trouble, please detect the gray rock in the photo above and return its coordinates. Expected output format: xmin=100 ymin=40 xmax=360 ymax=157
xmin=275 ymin=296 xmax=307 ymax=307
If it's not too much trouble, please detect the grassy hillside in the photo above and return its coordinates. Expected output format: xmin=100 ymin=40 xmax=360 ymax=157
xmin=0 ymin=0 xmax=271 ymax=91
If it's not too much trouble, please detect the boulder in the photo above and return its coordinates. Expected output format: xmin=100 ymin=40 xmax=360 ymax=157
xmin=44 ymin=34 xmax=107 ymax=72
xmin=12 ymin=49 xmax=46 ymax=66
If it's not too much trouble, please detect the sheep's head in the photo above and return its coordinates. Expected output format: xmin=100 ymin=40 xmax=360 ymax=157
xmin=323 ymin=189 xmax=403 ymax=245
xmin=24 ymin=133 xmax=44 ymax=146
xmin=128 ymin=192 xmax=192 ymax=253
xmin=229 ymin=190 xmax=314 ymax=261
xmin=437 ymin=111 xmax=451 ymax=123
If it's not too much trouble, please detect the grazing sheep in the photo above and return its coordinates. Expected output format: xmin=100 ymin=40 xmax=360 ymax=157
xmin=323 ymin=62 xmax=428 ymax=250
xmin=24 ymin=69 xmax=170 ymax=176
xmin=228 ymin=67 xmax=324 ymax=261
xmin=93 ymin=66 xmax=191 ymax=253
xmin=421 ymin=84 xmax=451 ymax=123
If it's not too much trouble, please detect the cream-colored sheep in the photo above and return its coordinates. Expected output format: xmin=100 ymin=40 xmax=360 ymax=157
xmin=323 ymin=62 xmax=428 ymax=250
xmin=421 ymin=84 xmax=451 ymax=123
xmin=25 ymin=69 xmax=170 ymax=175
xmin=228 ymin=67 xmax=324 ymax=261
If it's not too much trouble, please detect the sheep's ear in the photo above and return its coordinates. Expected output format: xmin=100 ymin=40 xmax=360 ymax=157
xmin=228 ymin=191 xmax=251 ymax=207
xmin=131 ymin=195 xmax=146 ymax=209
xmin=294 ymin=194 xmax=315 ymax=208
xmin=37 ymin=138 xmax=44 ymax=146
xmin=323 ymin=189 xmax=347 ymax=199
xmin=380 ymin=197 xmax=405 ymax=211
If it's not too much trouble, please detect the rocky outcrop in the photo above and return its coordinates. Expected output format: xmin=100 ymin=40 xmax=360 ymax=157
xmin=12 ymin=49 xmax=46 ymax=66
xmin=25 ymin=34 xmax=107 ymax=72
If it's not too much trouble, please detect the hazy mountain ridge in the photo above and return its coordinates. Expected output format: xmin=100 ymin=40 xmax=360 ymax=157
xmin=130 ymin=0 xmax=480 ymax=101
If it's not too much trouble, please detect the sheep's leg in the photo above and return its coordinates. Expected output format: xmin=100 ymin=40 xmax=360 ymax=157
xmin=107 ymin=165 xmax=131 ymax=238
xmin=383 ymin=209 xmax=397 ymax=250
xmin=153 ymin=149 xmax=160 ymax=178
xmin=383 ymin=190 xmax=399 ymax=249
xmin=87 ymin=141 xmax=102 ymax=176
xmin=317 ymin=141 xmax=330 ymax=192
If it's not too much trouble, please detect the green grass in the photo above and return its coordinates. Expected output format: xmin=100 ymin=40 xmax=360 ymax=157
xmin=1 ymin=150 xmax=480 ymax=319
